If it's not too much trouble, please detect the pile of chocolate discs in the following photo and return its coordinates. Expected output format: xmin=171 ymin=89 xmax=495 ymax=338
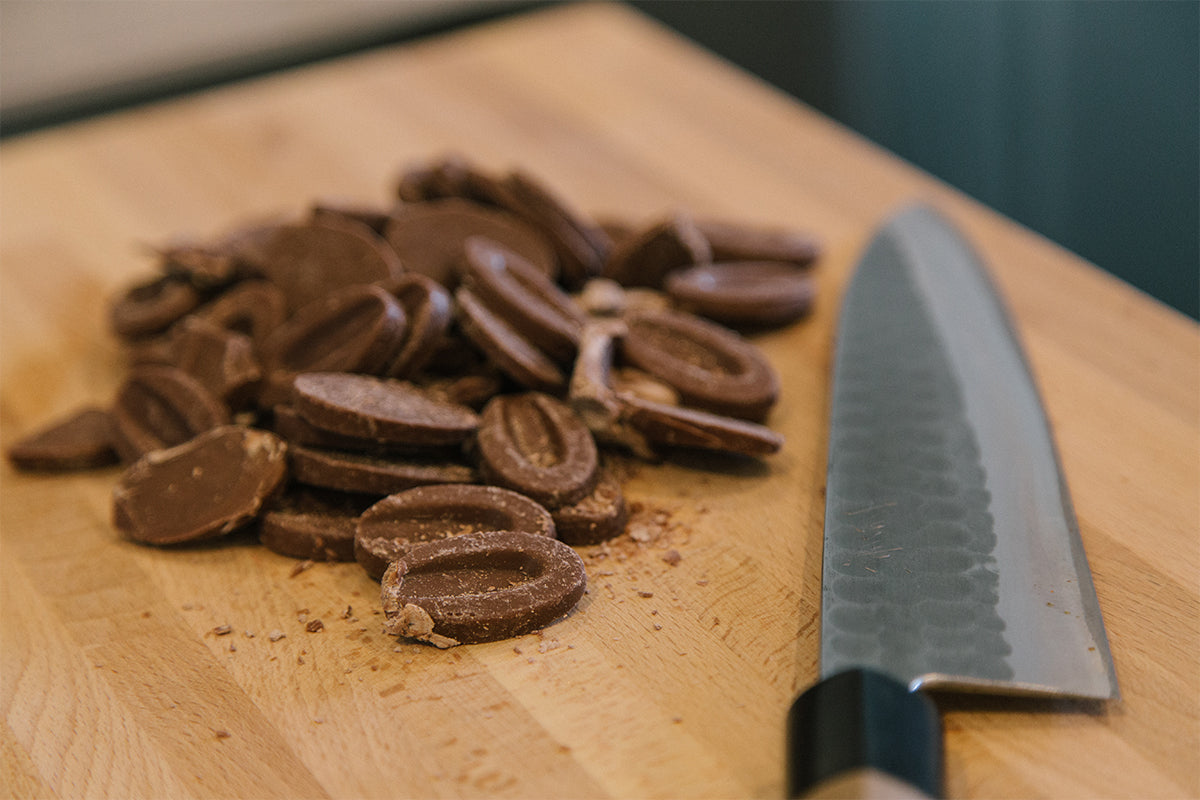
xmin=6 ymin=154 xmax=819 ymax=647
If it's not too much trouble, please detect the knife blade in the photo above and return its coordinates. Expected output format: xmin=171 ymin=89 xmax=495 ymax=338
xmin=787 ymin=205 xmax=1118 ymax=798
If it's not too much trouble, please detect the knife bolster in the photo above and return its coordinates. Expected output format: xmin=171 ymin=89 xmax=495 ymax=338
xmin=787 ymin=669 xmax=943 ymax=799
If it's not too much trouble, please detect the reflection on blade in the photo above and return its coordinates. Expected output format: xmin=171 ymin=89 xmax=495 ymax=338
xmin=821 ymin=205 xmax=1118 ymax=700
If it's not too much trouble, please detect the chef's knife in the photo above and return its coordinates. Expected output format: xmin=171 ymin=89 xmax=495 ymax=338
xmin=787 ymin=205 xmax=1118 ymax=798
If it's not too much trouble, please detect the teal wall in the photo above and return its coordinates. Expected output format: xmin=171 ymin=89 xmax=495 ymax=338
xmin=632 ymin=1 xmax=1199 ymax=319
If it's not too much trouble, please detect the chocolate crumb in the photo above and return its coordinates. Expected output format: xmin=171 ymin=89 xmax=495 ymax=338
xmin=637 ymin=590 xmax=654 ymax=598
xmin=306 ymin=619 xmax=325 ymax=633
xmin=388 ymin=603 xmax=460 ymax=649
xmin=212 ymin=624 xmax=232 ymax=636
xmin=662 ymin=549 xmax=682 ymax=566
xmin=214 ymin=730 xmax=231 ymax=739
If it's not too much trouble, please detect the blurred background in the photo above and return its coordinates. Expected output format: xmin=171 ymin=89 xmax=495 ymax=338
xmin=2 ymin=0 xmax=1196 ymax=319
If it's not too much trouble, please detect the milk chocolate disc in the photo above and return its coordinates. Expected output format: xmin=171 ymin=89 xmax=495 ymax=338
xmin=601 ymin=211 xmax=711 ymax=289
xmin=382 ymin=273 xmax=453 ymax=379
xmin=694 ymin=218 xmax=820 ymax=266
xmin=169 ymin=316 xmax=262 ymax=408
xmin=309 ymin=198 xmax=394 ymax=235
xmin=550 ymin=467 xmax=627 ymax=545
xmin=475 ymin=392 xmax=599 ymax=507
xmin=191 ymin=279 xmax=288 ymax=349
xmin=455 ymin=287 xmax=566 ymax=393
xmin=109 ymin=274 xmax=203 ymax=339
xmin=253 ymin=220 xmax=404 ymax=312
xmin=6 ymin=406 xmax=119 ymax=471
xmin=381 ymin=530 xmax=587 ymax=644
xmin=459 ymin=236 xmax=585 ymax=363
xmin=111 ymin=364 xmax=230 ymax=462
xmin=291 ymin=372 xmax=480 ymax=447
xmin=260 ymin=486 xmax=376 ymax=561
xmin=617 ymin=393 xmax=783 ymax=458
xmin=288 ymin=444 xmax=476 ymax=496
xmin=112 ymin=425 xmax=288 ymax=545
xmin=383 ymin=197 xmax=557 ymax=287
xmin=664 ymin=261 xmax=816 ymax=328
xmin=621 ymin=308 xmax=779 ymax=421
xmin=356 ymin=483 xmax=556 ymax=580
xmin=496 ymin=170 xmax=611 ymax=289
xmin=260 ymin=284 xmax=407 ymax=378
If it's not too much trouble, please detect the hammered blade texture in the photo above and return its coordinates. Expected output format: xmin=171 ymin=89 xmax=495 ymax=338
xmin=821 ymin=229 xmax=1014 ymax=685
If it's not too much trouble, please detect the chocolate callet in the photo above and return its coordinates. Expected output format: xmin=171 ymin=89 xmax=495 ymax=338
xmin=617 ymin=393 xmax=783 ymax=458
xmin=380 ymin=531 xmax=587 ymax=644
xmin=621 ymin=308 xmax=779 ymax=422
xmin=260 ymin=487 xmax=376 ymax=561
xmin=459 ymin=236 xmax=585 ymax=364
xmin=291 ymin=372 xmax=479 ymax=447
xmin=454 ymin=287 xmax=567 ymax=393
xmin=111 ymin=364 xmax=230 ymax=462
xmin=6 ymin=406 xmax=119 ymax=471
xmin=112 ymin=425 xmax=288 ymax=545
xmin=383 ymin=197 xmax=557 ymax=288
xmin=288 ymin=445 xmax=476 ymax=496
xmin=551 ymin=467 xmax=628 ymax=546
xmin=253 ymin=219 xmax=403 ymax=312
xmin=664 ymin=261 xmax=816 ymax=328
xmin=356 ymin=484 xmax=555 ymax=581
xmin=260 ymin=284 xmax=407 ymax=379
xmin=475 ymin=392 xmax=599 ymax=508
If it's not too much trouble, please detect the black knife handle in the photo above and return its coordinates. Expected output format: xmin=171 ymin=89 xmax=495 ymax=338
xmin=787 ymin=669 xmax=943 ymax=799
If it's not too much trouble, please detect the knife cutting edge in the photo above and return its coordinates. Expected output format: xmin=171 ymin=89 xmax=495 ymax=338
xmin=787 ymin=205 xmax=1119 ymax=799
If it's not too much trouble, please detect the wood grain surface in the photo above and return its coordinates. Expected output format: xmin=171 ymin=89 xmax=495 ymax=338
xmin=2 ymin=4 xmax=1197 ymax=798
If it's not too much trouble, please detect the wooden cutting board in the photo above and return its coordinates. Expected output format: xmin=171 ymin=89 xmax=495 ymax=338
xmin=2 ymin=4 xmax=1197 ymax=798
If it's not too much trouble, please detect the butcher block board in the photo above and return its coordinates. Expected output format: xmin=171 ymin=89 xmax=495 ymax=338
xmin=2 ymin=3 xmax=1197 ymax=798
